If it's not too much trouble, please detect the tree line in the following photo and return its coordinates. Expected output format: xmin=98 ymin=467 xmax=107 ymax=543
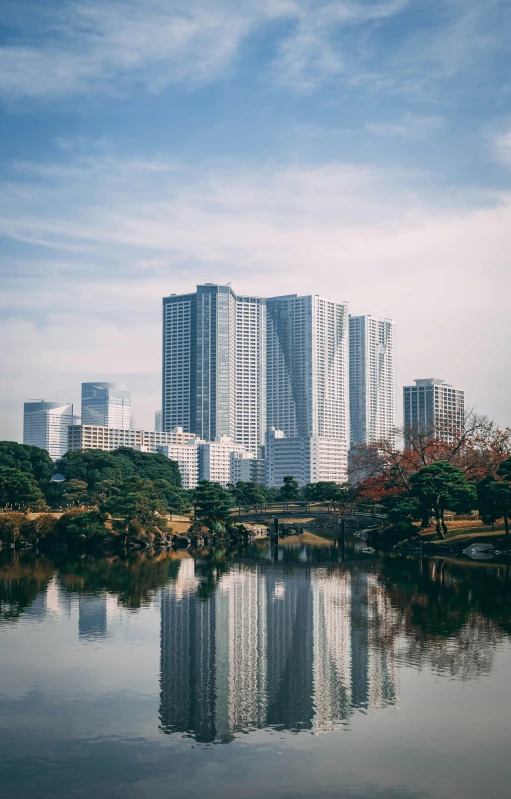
xmin=1 ymin=409 xmax=511 ymax=548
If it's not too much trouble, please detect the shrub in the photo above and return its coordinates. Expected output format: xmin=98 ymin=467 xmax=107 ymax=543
xmin=0 ymin=512 xmax=26 ymax=543
xmin=21 ymin=514 xmax=57 ymax=543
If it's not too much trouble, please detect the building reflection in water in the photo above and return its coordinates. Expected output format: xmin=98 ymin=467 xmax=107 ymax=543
xmin=159 ymin=560 xmax=399 ymax=742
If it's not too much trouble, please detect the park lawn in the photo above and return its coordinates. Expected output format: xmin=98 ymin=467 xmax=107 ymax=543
xmin=424 ymin=520 xmax=508 ymax=545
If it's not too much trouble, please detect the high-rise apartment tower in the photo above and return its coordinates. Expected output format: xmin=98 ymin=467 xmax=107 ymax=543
xmin=265 ymin=294 xmax=349 ymax=485
xmin=162 ymin=285 xmax=266 ymax=456
xmin=403 ymin=378 xmax=465 ymax=440
xmin=349 ymin=315 xmax=395 ymax=446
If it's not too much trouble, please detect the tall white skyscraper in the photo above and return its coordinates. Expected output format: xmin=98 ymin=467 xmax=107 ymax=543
xmin=162 ymin=285 xmax=265 ymax=455
xmin=81 ymin=382 xmax=131 ymax=429
xmin=265 ymin=294 xmax=349 ymax=485
xmin=236 ymin=295 xmax=266 ymax=457
xmin=403 ymin=378 xmax=465 ymax=441
xmin=23 ymin=400 xmax=75 ymax=460
xmin=349 ymin=315 xmax=396 ymax=446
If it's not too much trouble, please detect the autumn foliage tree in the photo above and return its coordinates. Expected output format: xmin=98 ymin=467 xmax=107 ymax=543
xmin=354 ymin=413 xmax=511 ymax=503
xmin=352 ymin=414 xmax=510 ymax=541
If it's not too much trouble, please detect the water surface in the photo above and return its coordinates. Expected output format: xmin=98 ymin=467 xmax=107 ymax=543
xmin=1 ymin=542 xmax=510 ymax=799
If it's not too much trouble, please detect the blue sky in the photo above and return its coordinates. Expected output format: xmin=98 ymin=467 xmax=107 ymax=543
xmin=1 ymin=0 xmax=510 ymax=438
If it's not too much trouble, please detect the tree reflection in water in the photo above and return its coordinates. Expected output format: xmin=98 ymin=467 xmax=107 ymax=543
xmin=378 ymin=556 xmax=511 ymax=679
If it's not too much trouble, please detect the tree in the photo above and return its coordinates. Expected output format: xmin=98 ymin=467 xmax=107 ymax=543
xmin=102 ymin=477 xmax=168 ymax=538
xmin=0 ymin=512 xmax=27 ymax=544
xmin=303 ymin=481 xmax=348 ymax=508
xmin=477 ymin=476 xmax=511 ymax=536
xmin=409 ymin=462 xmax=477 ymax=540
xmin=0 ymin=441 xmax=54 ymax=489
xmin=62 ymin=479 xmax=89 ymax=507
xmin=58 ymin=449 xmax=133 ymax=489
xmin=0 ymin=466 xmax=47 ymax=511
xmin=278 ymin=475 xmax=301 ymax=503
xmin=58 ymin=448 xmax=182 ymax=496
xmin=229 ymin=481 xmax=268 ymax=510
xmin=497 ymin=456 xmax=511 ymax=481
xmin=151 ymin=480 xmax=190 ymax=514
xmin=55 ymin=510 xmax=109 ymax=545
xmin=112 ymin=448 xmax=181 ymax=486
xmin=353 ymin=413 xmax=511 ymax=503
xmin=193 ymin=481 xmax=233 ymax=526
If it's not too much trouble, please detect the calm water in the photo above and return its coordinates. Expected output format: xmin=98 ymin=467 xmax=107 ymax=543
xmin=1 ymin=541 xmax=511 ymax=799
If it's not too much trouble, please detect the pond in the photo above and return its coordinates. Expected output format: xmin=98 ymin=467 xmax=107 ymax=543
xmin=1 ymin=541 xmax=510 ymax=798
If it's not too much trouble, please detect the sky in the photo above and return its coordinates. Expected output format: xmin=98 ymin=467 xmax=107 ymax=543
xmin=1 ymin=0 xmax=510 ymax=440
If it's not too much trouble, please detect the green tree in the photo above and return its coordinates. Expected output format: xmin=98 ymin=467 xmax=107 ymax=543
xmin=477 ymin=476 xmax=511 ymax=536
xmin=151 ymin=480 xmax=190 ymax=514
xmin=102 ymin=477 xmax=168 ymax=538
xmin=55 ymin=510 xmax=109 ymax=546
xmin=193 ymin=481 xmax=233 ymax=527
xmin=0 ymin=466 xmax=47 ymax=511
xmin=112 ymin=448 xmax=181 ymax=486
xmin=0 ymin=441 xmax=54 ymax=491
xmin=229 ymin=481 xmax=268 ymax=510
xmin=58 ymin=449 xmax=133 ymax=489
xmin=303 ymin=481 xmax=349 ymax=507
xmin=62 ymin=479 xmax=89 ymax=507
xmin=497 ymin=457 xmax=511 ymax=481
xmin=409 ymin=461 xmax=477 ymax=540
xmin=278 ymin=475 xmax=301 ymax=503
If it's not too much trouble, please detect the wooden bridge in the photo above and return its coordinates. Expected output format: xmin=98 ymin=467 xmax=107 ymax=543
xmin=230 ymin=504 xmax=387 ymax=524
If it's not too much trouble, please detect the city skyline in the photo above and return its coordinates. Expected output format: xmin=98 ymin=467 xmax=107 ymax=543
xmin=5 ymin=274 xmax=504 ymax=442
xmin=20 ymin=282 xmax=473 ymax=484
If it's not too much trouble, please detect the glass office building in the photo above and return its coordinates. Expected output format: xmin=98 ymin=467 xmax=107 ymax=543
xmin=81 ymin=382 xmax=131 ymax=429
xmin=23 ymin=400 xmax=75 ymax=460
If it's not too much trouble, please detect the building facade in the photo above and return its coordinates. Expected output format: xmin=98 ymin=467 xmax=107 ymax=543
xmin=403 ymin=378 xmax=465 ymax=440
xmin=230 ymin=452 xmax=266 ymax=486
xmin=81 ymin=382 xmax=131 ymax=429
xmin=265 ymin=294 xmax=349 ymax=485
xmin=157 ymin=441 xmax=200 ymax=490
xmin=23 ymin=400 xmax=75 ymax=460
xmin=265 ymin=428 xmax=348 ymax=487
xmin=162 ymin=285 xmax=265 ymax=455
xmin=198 ymin=437 xmax=247 ymax=487
xmin=349 ymin=315 xmax=395 ymax=446
xmin=235 ymin=295 xmax=266 ymax=457
xmin=68 ymin=424 xmax=199 ymax=455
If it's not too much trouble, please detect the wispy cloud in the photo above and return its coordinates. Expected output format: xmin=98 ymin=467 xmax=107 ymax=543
xmin=6 ymin=0 xmax=491 ymax=100
xmin=366 ymin=115 xmax=445 ymax=138
xmin=273 ymin=0 xmax=409 ymax=91
xmin=493 ymin=128 xmax=511 ymax=165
